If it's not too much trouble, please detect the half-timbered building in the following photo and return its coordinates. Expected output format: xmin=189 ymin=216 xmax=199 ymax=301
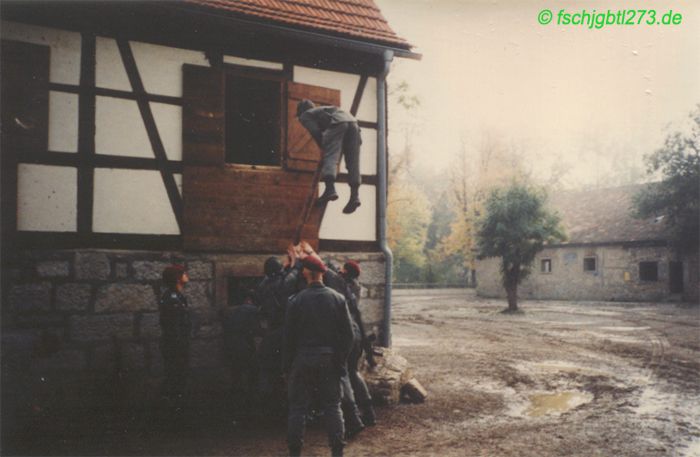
xmin=1 ymin=0 xmax=417 ymax=414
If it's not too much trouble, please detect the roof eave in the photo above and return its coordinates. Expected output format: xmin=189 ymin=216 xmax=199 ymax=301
xmin=171 ymin=3 xmax=422 ymax=61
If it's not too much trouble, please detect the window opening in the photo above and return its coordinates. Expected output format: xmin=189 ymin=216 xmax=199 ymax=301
xmin=639 ymin=261 xmax=658 ymax=282
xmin=225 ymin=73 xmax=282 ymax=166
xmin=227 ymin=276 xmax=262 ymax=306
xmin=541 ymin=258 xmax=552 ymax=273
xmin=583 ymin=257 xmax=597 ymax=272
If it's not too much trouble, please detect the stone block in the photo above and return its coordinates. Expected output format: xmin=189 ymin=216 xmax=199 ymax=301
xmin=94 ymin=284 xmax=157 ymax=313
xmin=9 ymin=282 xmax=52 ymax=312
xmin=132 ymin=261 xmax=169 ymax=281
xmin=359 ymin=298 xmax=383 ymax=326
xmin=31 ymin=349 xmax=86 ymax=373
xmin=56 ymin=284 xmax=91 ymax=311
xmin=115 ymin=262 xmax=129 ymax=279
xmin=138 ymin=313 xmax=161 ymax=339
xmin=36 ymin=261 xmax=70 ymax=278
xmin=70 ymin=314 xmax=134 ymax=342
xmin=358 ymin=260 xmax=385 ymax=286
xmin=362 ymin=347 xmax=411 ymax=405
xmin=75 ymin=252 xmax=111 ymax=280
xmin=187 ymin=261 xmax=213 ymax=280
xmin=184 ymin=281 xmax=212 ymax=309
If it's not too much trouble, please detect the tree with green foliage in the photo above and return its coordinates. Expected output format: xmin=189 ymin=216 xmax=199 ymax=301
xmin=476 ymin=184 xmax=565 ymax=312
xmin=633 ymin=105 xmax=700 ymax=252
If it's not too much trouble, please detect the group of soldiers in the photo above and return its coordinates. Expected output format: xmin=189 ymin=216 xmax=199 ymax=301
xmin=159 ymin=242 xmax=377 ymax=457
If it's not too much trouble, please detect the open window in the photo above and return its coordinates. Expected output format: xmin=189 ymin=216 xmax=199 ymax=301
xmin=225 ymin=69 xmax=284 ymax=166
xmin=639 ymin=261 xmax=658 ymax=282
xmin=183 ymin=64 xmax=340 ymax=171
xmin=182 ymin=64 xmax=337 ymax=252
xmin=540 ymin=258 xmax=552 ymax=273
xmin=583 ymin=256 xmax=597 ymax=273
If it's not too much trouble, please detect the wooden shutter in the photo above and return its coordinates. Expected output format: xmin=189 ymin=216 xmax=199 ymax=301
xmin=1 ymin=40 xmax=49 ymax=253
xmin=182 ymin=64 xmax=225 ymax=166
xmin=285 ymin=81 xmax=340 ymax=172
xmin=1 ymin=40 xmax=49 ymax=153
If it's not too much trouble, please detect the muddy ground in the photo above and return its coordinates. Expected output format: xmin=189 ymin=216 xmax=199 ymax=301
xmin=5 ymin=289 xmax=700 ymax=456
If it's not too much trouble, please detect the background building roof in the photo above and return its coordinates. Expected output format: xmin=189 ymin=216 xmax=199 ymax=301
xmin=548 ymin=184 xmax=668 ymax=245
xmin=183 ymin=0 xmax=411 ymax=49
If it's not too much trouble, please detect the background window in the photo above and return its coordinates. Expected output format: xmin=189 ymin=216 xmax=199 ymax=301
xmin=541 ymin=258 xmax=552 ymax=273
xmin=225 ymin=73 xmax=282 ymax=166
xmin=639 ymin=261 xmax=659 ymax=281
xmin=583 ymin=257 xmax=597 ymax=272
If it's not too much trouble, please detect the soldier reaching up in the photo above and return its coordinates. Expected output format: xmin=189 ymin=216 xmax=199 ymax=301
xmin=297 ymin=99 xmax=362 ymax=214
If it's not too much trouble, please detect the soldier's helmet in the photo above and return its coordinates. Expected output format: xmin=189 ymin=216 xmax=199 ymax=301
xmin=296 ymin=99 xmax=316 ymax=117
xmin=264 ymin=257 xmax=283 ymax=277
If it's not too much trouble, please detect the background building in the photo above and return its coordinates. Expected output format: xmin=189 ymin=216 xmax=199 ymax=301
xmin=476 ymin=185 xmax=699 ymax=303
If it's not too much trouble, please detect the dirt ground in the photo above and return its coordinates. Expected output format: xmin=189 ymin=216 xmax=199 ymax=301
xmin=5 ymin=288 xmax=700 ymax=456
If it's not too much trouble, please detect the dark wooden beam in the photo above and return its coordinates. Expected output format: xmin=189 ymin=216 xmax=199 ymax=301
xmin=77 ymin=32 xmax=96 ymax=234
xmin=18 ymin=150 xmax=183 ymax=173
xmin=49 ymin=82 xmax=183 ymax=106
xmin=336 ymin=173 xmax=377 ymax=186
xmin=17 ymin=231 xmax=182 ymax=251
xmin=117 ymin=38 xmax=184 ymax=231
xmin=350 ymin=74 xmax=368 ymax=117
xmin=358 ymin=120 xmax=378 ymax=129
xmin=319 ymin=239 xmax=379 ymax=252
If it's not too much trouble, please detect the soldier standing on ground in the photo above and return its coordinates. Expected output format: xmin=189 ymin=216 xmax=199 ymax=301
xmin=283 ymin=255 xmax=354 ymax=457
xmin=159 ymin=264 xmax=192 ymax=407
xmin=296 ymin=99 xmax=363 ymax=214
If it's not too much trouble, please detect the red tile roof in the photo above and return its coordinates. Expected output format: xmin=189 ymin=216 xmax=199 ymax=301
xmin=548 ymin=184 xmax=669 ymax=245
xmin=183 ymin=0 xmax=410 ymax=49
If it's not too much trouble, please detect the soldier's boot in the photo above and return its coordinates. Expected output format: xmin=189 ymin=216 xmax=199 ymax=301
xmin=344 ymin=407 xmax=365 ymax=439
xmin=342 ymin=185 xmax=361 ymax=214
xmin=361 ymin=402 xmax=377 ymax=426
xmin=331 ymin=445 xmax=344 ymax=457
xmin=289 ymin=446 xmax=302 ymax=457
xmin=317 ymin=178 xmax=339 ymax=206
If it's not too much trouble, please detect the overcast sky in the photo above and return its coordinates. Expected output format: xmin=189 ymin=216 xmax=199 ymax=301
xmin=377 ymin=0 xmax=700 ymax=188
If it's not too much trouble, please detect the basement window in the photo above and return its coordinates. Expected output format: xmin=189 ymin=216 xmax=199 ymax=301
xmin=583 ymin=257 xmax=597 ymax=272
xmin=639 ymin=261 xmax=658 ymax=282
xmin=227 ymin=276 xmax=262 ymax=306
xmin=225 ymin=71 xmax=283 ymax=166
xmin=540 ymin=258 xmax=552 ymax=273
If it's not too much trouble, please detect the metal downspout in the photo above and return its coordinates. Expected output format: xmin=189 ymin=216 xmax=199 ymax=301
xmin=378 ymin=50 xmax=394 ymax=348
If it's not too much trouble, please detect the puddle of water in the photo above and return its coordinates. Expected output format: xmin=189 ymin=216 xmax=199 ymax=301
xmin=526 ymin=391 xmax=593 ymax=417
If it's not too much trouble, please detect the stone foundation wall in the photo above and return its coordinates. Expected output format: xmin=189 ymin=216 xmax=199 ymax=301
xmin=476 ymin=245 xmax=695 ymax=302
xmin=1 ymin=248 xmax=387 ymax=418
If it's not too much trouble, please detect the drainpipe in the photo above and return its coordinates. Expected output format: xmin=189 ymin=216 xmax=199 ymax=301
xmin=377 ymin=50 xmax=394 ymax=348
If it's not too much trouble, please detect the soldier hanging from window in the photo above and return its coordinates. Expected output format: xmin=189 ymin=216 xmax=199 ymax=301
xmin=296 ymin=99 xmax=362 ymax=214
xmin=159 ymin=264 xmax=192 ymax=412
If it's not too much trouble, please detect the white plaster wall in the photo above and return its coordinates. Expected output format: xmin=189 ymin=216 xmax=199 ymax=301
xmin=294 ymin=66 xmax=357 ymax=116
xmin=48 ymin=91 xmax=79 ymax=152
xmin=96 ymin=37 xmax=209 ymax=96
xmin=360 ymin=128 xmax=378 ymax=175
xmin=319 ymin=184 xmax=376 ymax=241
xmin=1 ymin=21 xmax=81 ymax=85
xmin=95 ymin=97 xmax=182 ymax=160
xmin=223 ymin=55 xmax=283 ymax=70
xmin=95 ymin=36 xmax=131 ymax=91
xmin=17 ymin=164 xmax=77 ymax=232
xmin=357 ymin=77 xmax=377 ymax=123
xmin=93 ymin=169 xmax=180 ymax=234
